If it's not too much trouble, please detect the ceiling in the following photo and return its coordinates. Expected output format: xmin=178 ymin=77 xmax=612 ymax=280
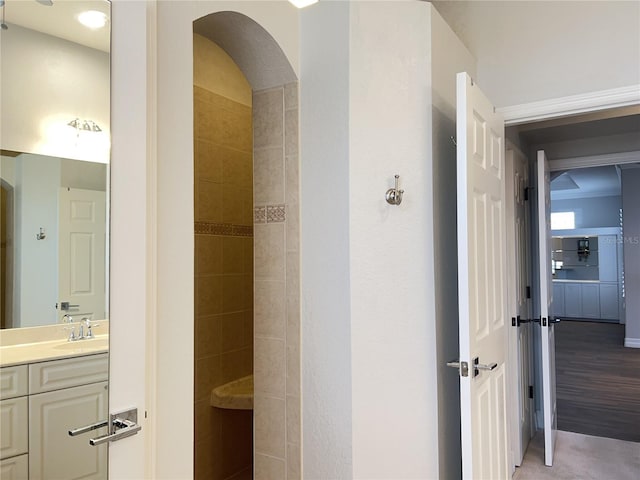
xmin=520 ymin=113 xmax=640 ymax=146
xmin=2 ymin=0 xmax=110 ymax=52
xmin=551 ymin=165 xmax=623 ymax=200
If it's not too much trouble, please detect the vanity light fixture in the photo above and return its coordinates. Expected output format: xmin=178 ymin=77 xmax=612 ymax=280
xmin=288 ymin=0 xmax=318 ymax=8
xmin=77 ymin=10 xmax=107 ymax=29
xmin=1 ymin=0 xmax=7 ymax=30
xmin=68 ymin=118 xmax=102 ymax=133
xmin=36 ymin=0 xmax=53 ymax=6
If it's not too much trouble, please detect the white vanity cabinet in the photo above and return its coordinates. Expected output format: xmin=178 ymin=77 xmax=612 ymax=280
xmin=1 ymin=365 xmax=29 ymax=479
xmin=0 ymin=353 xmax=108 ymax=480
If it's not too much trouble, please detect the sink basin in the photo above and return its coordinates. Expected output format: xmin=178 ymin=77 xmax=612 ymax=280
xmin=210 ymin=375 xmax=253 ymax=410
xmin=54 ymin=337 xmax=109 ymax=351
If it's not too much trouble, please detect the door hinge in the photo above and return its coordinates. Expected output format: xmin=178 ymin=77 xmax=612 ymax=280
xmin=524 ymin=187 xmax=530 ymax=201
xmin=529 ymin=385 xmax=534 ymax=399
xmin=542 ymin=317 xmax=547 ymax=327
xmin=526 ymin=286 xmax=531 ymax=299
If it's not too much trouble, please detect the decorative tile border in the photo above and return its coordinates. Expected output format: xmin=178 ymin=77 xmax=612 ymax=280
xmin=254 ymin=206 xmax=266 ymax=224
xmin=194 ymin=222 xmax=253 ymax=237
xmin=267 ymin=205 xmax=286 ymax=223
xmin=254 ymin=204 xmax=286 ymax=224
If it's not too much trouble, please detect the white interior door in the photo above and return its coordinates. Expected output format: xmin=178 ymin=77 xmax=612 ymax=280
xmin=506 ymin=148 xmax=534 ymax=469
xmin=456 ymin=72 xmax=509 ymax=480
xmin=537 ymin=150 xmax=557 ymax=466
xmin=58 ymin=188 xmax=106 ymax=323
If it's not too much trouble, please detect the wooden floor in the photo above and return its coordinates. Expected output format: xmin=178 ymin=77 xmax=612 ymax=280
xmin=555 ymin=319 xmax=640 ymax=442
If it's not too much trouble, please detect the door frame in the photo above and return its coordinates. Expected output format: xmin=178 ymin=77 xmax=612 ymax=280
xmin=502 ymin=93 xmax=640 ymax=472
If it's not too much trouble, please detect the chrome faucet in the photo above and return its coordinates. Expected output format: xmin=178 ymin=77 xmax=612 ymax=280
xmin=63 ymin=316 xmax=98 ymax=341
xmin=63 ymin=315 xmax=76 ymax=341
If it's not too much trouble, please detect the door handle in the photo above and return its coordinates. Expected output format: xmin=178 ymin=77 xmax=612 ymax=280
xmin=473 ymin=357 xmax=497 ymax=377
xmin=69 ymin=407 xmax=141 ymax=446
xmin=60 ymin=301 xmax=80 ymax=311
xmin=446 ymin=359 xmax=469 ymax=377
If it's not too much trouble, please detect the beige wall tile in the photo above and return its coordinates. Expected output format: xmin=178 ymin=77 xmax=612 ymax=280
xmin=197 ymin=275 xmax=223 ymax=316
xmin=220 ymin=349 xmax=250 ymax=386
xmin=287 ymin=442 xmax=301 ymax=480
xmin=254 ymin=147 xmax=284 ymax=206
xmin=242 ymin=237 xmax=254 ymax=274
xmin=221 ymin=148 xmax=253 ymax=188
xmin=222 ymin=274 xmax=245 ymax=313
xmin=195 ymin=354 xmax=221 ymax=402
xmin=254 ymin=281 xmax=285 ymax=339
xmin=255 ymin=454 xmax=285 ymax=480
xmin=286 ymin=344 xmax=300 ymax=397
xmin=194 ymin=139 xmax=223 ymax=184
xmin=286 ymin=250 xmax=300 ymax=352
xmin=254 ymin=337 xmax=285 ymax=398
xmin=253 ymin=88 xmax=283 ymax=149
xmin=222 ymin=237 xmax=244 ymax=275
xmin=243 ymin=273 xmax=254 ymax=310
xmin=244 ymin=309 xmax=254 ymax=347
xmin=196 ymin=235 xmax=223 ymax=276
xmin=196 ymin=179 xmax=223 ymax=223
xmin=220 ymin=312 xmax=245 ymax=353
xmin=195 ymin=313 xmax=222 ymax=359
xmin=284 ymin=109 xmax=298 ymax=157
xmin=222 ymin=183 xmax=245 ymax=225
xmin=284 ymin=83 xmax=298 ymax=110
xmin=286 ymin=395 xmax=300 ymax=446
xmin=254 ymin=223 xmax=285 ymax=282
xmin=254 ymin=396 xmax=286 ymax=458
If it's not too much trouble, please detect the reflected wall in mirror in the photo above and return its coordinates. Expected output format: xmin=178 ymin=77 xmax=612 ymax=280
xmin=1 ymin=0 xmax=110 ymax=330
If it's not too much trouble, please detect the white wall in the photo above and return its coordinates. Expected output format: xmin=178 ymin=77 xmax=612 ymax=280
xmin=432 ymin=1 xmax=640 ymax=108
xmin=429 ymin=6 xmax=477 ymax=479
xmin=552 ymin=195 xmax=622 ymax=229
xmin=15 ymin=154 xmax=60 ymax=328
xmin=348 ymin=2 xmax=437 ymax=478
xmin=300 ymin=2 xmax=353 ymax=478
xmin=622 ymin=168 xmax=640 ymax=346
xmin=0 ymin=24 xmax=110 ymax=163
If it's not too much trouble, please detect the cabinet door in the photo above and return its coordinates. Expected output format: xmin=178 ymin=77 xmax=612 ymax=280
xmin=599 ymin=284 xmax=619 ymax=320
xmin=0 ymin=397 xmax=28 ymax=460
xmin=551 ymin=283 xmax=565 ymax=317
xmin=598 ymin=235 xmax=618 ymax=282
xmin=29 ymin=381 xmax=108 ymax=480
xmin=564 ymin=283 xmax=582 ymax=318
xmin=581 ymin=284 xmax=600 ymax=319
xmin=0 ymin=454 xmax=28 ymax=480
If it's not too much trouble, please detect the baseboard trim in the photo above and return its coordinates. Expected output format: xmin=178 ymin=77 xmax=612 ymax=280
xmin=499 ymin=84 xmax=640 ymax=125
xmin=624 ymin=337 xmax=640 ymax=348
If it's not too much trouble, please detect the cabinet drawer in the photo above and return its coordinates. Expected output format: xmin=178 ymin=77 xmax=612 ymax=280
xmin=0 ymin=397 xmax=28 ymax=460
xmin=0 ymin=453 xmax=28 ymax=480
xmin=29 ymin=354 xmax=108 ymax=394
xmin=0 ymin=366 xmax=28 ymax=400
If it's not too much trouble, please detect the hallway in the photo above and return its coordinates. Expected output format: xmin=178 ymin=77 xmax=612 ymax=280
xmin=514 ymin=431 xmax=640 ymax=480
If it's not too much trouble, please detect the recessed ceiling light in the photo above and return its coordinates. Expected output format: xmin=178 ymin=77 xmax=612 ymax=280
xmin=288 ymin=0 xmax=318 ymax=8
xmin=77 ymin=10 xmax=107 ymax=30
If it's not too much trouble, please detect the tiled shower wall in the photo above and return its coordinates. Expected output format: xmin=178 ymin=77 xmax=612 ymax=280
xmin=194 ymin=35 xmax=254 ymax=480
xmin=253 ymin=84 xmax=301 ymax=479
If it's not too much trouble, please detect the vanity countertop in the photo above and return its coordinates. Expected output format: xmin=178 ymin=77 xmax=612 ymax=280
xmin=0 ymin=335 xmax=108 ymax=367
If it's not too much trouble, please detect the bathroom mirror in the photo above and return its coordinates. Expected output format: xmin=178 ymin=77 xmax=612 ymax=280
xmin=0 ymin=0 xmax=110 ymax=330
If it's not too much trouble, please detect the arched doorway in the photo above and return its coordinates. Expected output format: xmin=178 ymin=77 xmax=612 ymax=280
xmin=193 ymin=12 xmax=300 ymax=479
